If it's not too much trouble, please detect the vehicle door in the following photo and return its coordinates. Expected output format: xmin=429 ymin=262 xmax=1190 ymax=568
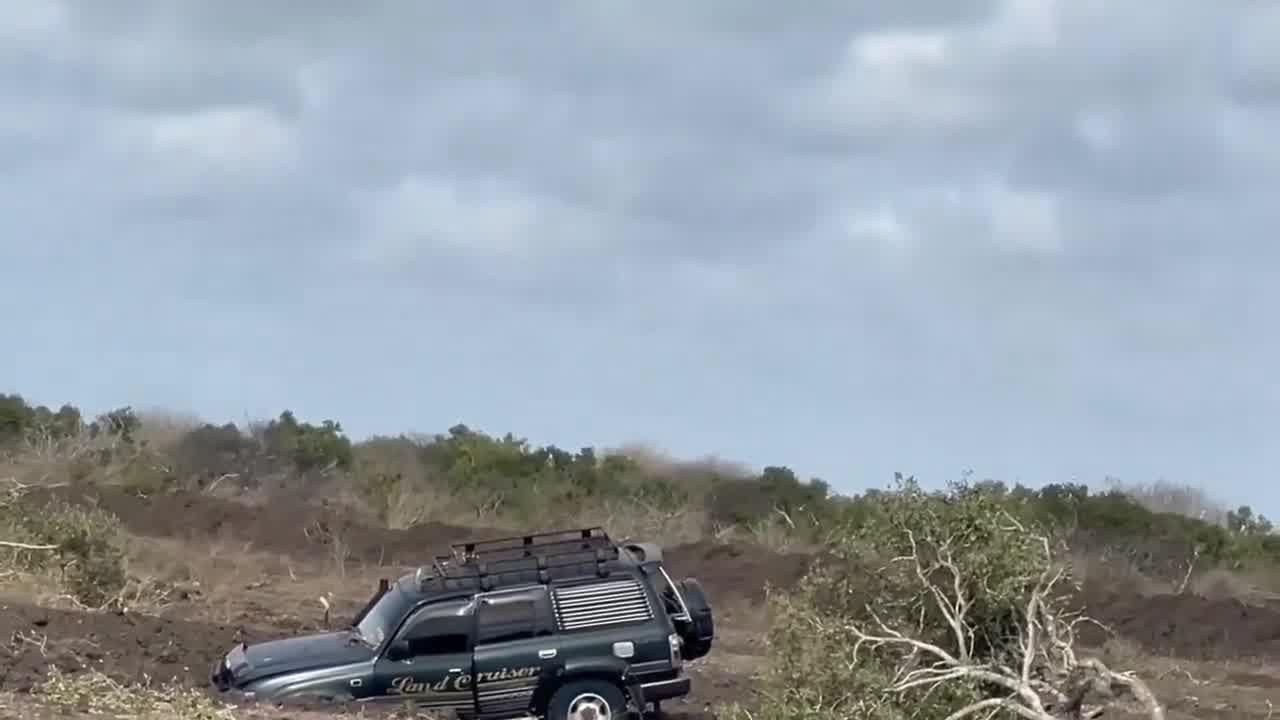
xmin=369 ymin=597 xmax=477 ymax=715
xmin=471 ymin=586 xmax=561 ymax=718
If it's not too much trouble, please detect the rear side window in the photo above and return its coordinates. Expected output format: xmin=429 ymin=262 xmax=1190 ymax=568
xmin=476 ymin=588 xmax=551 ymax=645
xmin=551 ymin=578 xmax=654 ymax=631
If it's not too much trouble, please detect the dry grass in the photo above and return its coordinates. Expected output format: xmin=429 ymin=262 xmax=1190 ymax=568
xmin=570 ymin=497 xmax=708 ymax=546
xmin=132 ymin=409 xmax=204 ymax=452
xmin=1106 ymin=477 xmax=1230 ymax=526
xmin=1068 ymin=549 xmax=1280 ymax=607
xmin=608 ymin=442 xmax=756 ymax=478
xmin=1093 ymin=646 xmax=1280 ymax=719
xmin=1069 ymin=552 xmax=1184 ymax=596
xmin=25 ymin=668 xmax=447 ymax=720
xmin=37 ymin=667 xmax=237 ymax=720
xmin=120 ymin=533 xmax=374 ymax=628
xmin=2 ymin=413 xmax=1277 ymax=719
xmin=1 ymin=519 xmax=1278 ymax=720
xmin=1188 ymin=566 xmax=1280 ymax=602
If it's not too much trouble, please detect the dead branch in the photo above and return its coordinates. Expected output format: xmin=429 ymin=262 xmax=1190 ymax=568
xmin=1174 ymin=546 xmax=1200 ymax=595
xmin=204 ymin=472 xmax=240 ymax=494
xmin=12 ymin=631 xmax=49 ymax=656
xmin=0 ymin=540 xmax=58 ymax=550
xmin=318 ymin=593 xmax=333 ymax=629
xmin=842 ymin=519 xmax=1165 ymax=720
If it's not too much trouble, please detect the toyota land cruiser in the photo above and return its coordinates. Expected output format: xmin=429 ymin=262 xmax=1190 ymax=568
xmin=210 ymin=526 xmax=715 ymax=718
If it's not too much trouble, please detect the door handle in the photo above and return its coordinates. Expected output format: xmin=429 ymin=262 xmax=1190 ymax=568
xmin=538 ymin=649 xmax=557 ymax=659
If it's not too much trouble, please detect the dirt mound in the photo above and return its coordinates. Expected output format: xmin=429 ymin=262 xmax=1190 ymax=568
xmin=665 ymin=541 xmax=815 ymax=604
xmin=38 ymin=485 xmax=1280 ymax=664
xmin=0 ymin=599 xmax=263 ymax=694
xmin=55 ymin=486 xmax=813 ymax=605
xmin=49 ymin=485 xmax=499 ymax=566
xmin=1082 ymin=586 xmax=1280 ymax=661
xmin=0 ymin=598 xmax=724 ymax=719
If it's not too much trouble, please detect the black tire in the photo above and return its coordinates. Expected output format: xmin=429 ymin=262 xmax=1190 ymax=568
xmin=675 ymin=578 xmax=714 ymax=660
xmin=545 ymin=678 xmax=628 ymax=720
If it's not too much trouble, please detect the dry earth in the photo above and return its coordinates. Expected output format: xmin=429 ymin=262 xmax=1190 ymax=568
xmin=2 ymin=486 xmax=1279 ymax=718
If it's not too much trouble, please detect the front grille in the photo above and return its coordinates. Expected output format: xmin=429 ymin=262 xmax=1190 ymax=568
xmin=210 ymin=660 xmax=232 ymax=691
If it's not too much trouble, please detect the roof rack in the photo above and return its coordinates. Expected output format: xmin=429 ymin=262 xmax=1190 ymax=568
xmin=415 ymin=527 xmax=626 ymax=594
xmin=451 ymin=527 xmax=614 ymax=561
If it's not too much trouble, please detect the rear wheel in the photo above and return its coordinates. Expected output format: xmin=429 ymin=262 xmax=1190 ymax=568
xmin=545 ymin=679 xmax=627 ymax=720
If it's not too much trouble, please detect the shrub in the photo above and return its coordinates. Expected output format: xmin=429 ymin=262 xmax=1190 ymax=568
xmin=169 ymin=422 xmax=257 ymax=479
xmin=708 ymin=466 xmax=830 ymax=530
xmin=4 ymin=390 xmax=1277 ymax=579
xmin=729 ymin=478 xmax=1165 ymax=720
xmin=259 ymin=410 xmax=353 ymax=472
xmin=0 ymin=490 xmax=127 ymax=606
xmin=39 ymin=667 xmax=235 ymax=720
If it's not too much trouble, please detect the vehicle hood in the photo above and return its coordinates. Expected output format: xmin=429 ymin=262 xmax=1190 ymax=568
xmin=223 ymin=631 xmax=375 ymax=686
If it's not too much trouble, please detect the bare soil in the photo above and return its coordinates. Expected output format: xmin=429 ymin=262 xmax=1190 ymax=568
xmin=1081 ymin=586 xmax=1280 ymax=661
xmin=5 ymin=485 xmax=1280 ymax=718
xmin=0 ymin=601 xmax=242 ymax=693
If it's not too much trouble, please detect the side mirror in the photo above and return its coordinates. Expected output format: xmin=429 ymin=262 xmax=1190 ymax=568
xmin=386 ymin=639 xmax=411 ymax=661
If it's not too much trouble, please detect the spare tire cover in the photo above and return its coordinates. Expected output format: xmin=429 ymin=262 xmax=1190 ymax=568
xmin=677 ymin=578 xmax=714 ymax=660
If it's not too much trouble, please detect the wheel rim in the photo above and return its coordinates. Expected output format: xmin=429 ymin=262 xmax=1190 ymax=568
xmin=567 ymin=692 xmax=612 ymax=720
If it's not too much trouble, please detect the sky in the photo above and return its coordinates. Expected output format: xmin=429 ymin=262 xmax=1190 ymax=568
xmin=2 ymin=1 xmax=1277 ymax=516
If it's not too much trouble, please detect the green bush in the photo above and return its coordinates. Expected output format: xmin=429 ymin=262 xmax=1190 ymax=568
xmin=0 ymin=393 xmax=89 ymax=448
xmin=4 ymin=391 xmax=1278 ymax=576
xmin=260 ymin=410 xmax=353 ymax=471
xmin=708 ymin=466 xmax=831 ymax=530
xmin=0 ymin=493 xmax=127 ymax=606
xmin=170 ymin=422 xmax=257 ymax=479
xmin=729 ymin=479 xmax=1162 ymax=720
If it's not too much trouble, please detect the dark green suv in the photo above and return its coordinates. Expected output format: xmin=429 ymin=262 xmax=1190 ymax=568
xmin=211 ymin=527 xmax=715 ymax=718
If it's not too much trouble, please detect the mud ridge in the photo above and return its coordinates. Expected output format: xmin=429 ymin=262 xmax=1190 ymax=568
xmin=48 ymin=485 xmax=815 ymax=608
xmin=36 ymin=485 xmax=1280 ymax=663
xmin=1080 ymin=586 xmax=1280 ymax=661
xmin=0 ymin=600 xmax=255 ymax=694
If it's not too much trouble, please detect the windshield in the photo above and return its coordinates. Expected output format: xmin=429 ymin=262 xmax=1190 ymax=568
xmin=353 ymin=584 xmax=414 ymax=648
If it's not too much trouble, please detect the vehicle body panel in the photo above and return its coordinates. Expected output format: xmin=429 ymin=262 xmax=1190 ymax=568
xmin=240 ymin=660 xmax=373 ymax=702
xmin=470 ymin=584 xmax=561 ymax=717
xmin=236 ymin=631 xmax=374 ymax=684
xmin=473 ymin=636 xmax=558 ymax=717
xmin=370 ymin=649 xmax=475 ymax=711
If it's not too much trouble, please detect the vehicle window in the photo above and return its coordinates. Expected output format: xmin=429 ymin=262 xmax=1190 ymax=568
xmin=476 ymin=590 xmax=546 ymax=645
xmin=397 ymin=599 xmax=475 ymax=657
xmin=552 ymin=578 xmax=654 ymax=631
xmin=353 ymin=584 xmax=413 ymax=648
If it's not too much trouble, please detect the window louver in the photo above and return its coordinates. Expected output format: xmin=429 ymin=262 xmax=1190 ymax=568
xmin=552 ymin=579 xmax=653 ymax=631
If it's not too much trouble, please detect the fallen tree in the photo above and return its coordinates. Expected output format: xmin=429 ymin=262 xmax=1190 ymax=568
xmin=731 ymin=477 xmax=1164 ymax=720
xmin=0 ymin=476 xmax=127 ymax=606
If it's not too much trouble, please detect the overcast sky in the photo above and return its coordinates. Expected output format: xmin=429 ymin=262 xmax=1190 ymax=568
xmin=2 ymin=1 xmax=1277 ymax=515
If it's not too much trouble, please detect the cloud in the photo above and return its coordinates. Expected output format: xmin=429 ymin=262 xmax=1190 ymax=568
xmin=0 ymin=0 xmax=67 ymax=41
xmin=356 ymin=175 xmax=544 ymax=262
xmin=964 ymin=179 xmax=1063 ymax=253
xmin=113 ymin=105 xmax=297 ymax=177
xmin=2 ymin=0 xmax=1279 ymax=515
xmin=801 ymin=29 xmax=995 ymax=138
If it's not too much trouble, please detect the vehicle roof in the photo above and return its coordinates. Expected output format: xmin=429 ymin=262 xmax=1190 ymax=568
xmin=391 ymin=527 xmax=663 ymax=602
